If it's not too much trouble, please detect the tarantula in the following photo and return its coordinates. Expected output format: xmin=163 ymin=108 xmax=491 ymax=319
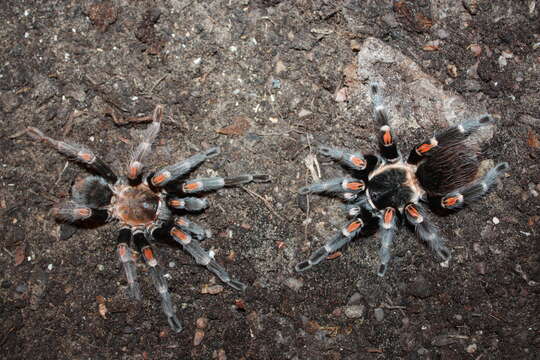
xmin=27 ymin=105 xmax=269 ymax=332
xmin=296 ymin=83 xmax=508 ymax=276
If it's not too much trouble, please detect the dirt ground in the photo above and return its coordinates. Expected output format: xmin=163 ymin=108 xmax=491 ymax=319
xmin=1 ymin=1 xmax=539 ymax=359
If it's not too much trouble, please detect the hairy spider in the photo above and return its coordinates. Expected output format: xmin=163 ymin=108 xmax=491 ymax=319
xmin=296 ymin=83 xmax=508 ymax=276
xmin=27 ymin=105 xmax=269 ymax=332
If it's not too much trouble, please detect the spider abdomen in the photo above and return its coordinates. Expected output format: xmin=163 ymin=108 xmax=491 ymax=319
xmin=112 ymin=184 xmax=161 ymax=226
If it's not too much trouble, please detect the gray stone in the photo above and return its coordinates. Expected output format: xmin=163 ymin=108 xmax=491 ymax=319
xmin=374 ymin=308 xmax=384 ymax=321
xmin=284 ymin=277 xmax=304 ymax=291
xmin=355 ymin=38 xmax=494 ymax=143
xmin=344 ymin=304 xmax=365 ymax=319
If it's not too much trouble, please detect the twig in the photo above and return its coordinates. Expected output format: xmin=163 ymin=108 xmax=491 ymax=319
xmin=9 ymin=128 xmax=30 ymax=139
xmin=240 ymin=186 xmax=285 ymax=222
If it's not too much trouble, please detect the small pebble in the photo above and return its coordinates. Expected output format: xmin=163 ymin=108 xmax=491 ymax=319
xmin=16 ymin=283 xmax=28 ymax=293
xmin=97 ymin=264 xmax=104 ymax=271
xmin=196 ymin=317 xmax=208 ymax=329
xmin=272 ymin=79 xmax=281 ymax=89
xmin=193 ymin=329 xmax=205 ymax=346
xmin=454 ymin=314 xmax=463 ymax=321
xmin=476 ymin=262 xmax=487 ymax=275
xmin=492 ymin=217 xmax=500 ymax=225
xmin=374 ymin=308 xmax=384 ymax=321
xmin=47 ymin=264 xmax=53 ymax=271
xmin=201 ymin=284 xmax=224 ymax=294
xmin=347 ymin=292 xmax=362 ymax=305
xmin=284 ymin=277 xmax=303 ymax=291
xmin=466 ymin=343 xmax=477 ymax=353
xmin=168 ymin=261 xmax=176 ymax=268
xmin=344 ymin=304 xmax=365 ymax=319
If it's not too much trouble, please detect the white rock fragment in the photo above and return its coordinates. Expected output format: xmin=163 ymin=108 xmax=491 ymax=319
xmin=492 ymin=217 xmax=500 ymax=225
xmin=355 ymin=38 xmax=494 ymax=143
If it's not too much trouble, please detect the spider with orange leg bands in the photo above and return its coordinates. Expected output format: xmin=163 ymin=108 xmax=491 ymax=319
xmin=296 ymin=82 xmax=509 ymax=276
xmin=27 ymin=105 xmax=269 ymax=332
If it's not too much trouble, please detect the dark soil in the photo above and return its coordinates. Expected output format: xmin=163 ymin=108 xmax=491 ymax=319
xmin=1 ymin=1 xmax=539 ymax=359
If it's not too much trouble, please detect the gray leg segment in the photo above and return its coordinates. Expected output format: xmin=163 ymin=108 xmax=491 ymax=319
xmin=377 ymin=207 xmax=398 ymax=277
xmin=27 ymin=127 xmax=118 ymax=183
xmin=116 ymin=228 xmax=142 ymax=300
xmin=181 ymin=174 xmax=270 ymax=194
xmin=135 ymin=231 xmax=182 ymax=333
xmin=170 ymin=227 xmax=247 ymax=291
xmin=404 ymin=203 xmax=451 ymax=262
xmin=128 ymin=105 xmax=162 ymax=182
xmin=168 ymin=197 xmax=209 ymax=212
xmin=295 ymin=218 xmax=364 ymax=272
xmin=151 ymin=147 xmax=220 ymax=187
xmin=299 ymin=177 xmax=365 ymax=199
xmin=318 ymin=146 xmax=367 ymax=171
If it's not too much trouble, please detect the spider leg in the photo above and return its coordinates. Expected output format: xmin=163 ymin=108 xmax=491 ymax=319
xmin=299 ymin=177 xmax=365 ymax=201
xmin=72 ymin=175 xmax=113 ymax=208
xmin=27 ymin=127 xmax=117 ymax=183
xmin=441 ymin=162 xmax=509 ymax=209
xmin=174 ymin=217 xmax=210 ymax=241
xmin=407 ymin=115 xmax=494 ymax=164
xmin=369 ymin=82 xmax=400 ymax=163
xmin=295 ymin=218 xmax=365 ymax=272
xmin=127 ymin=105 xmax=162 ymax=184
xmin=116 ymin=228 xmax=142 ymax=300
xmin=133 ymin=230 xmax=182 ymax=333
xmin=150 ymin=147 xmax=220 ymax=188
xmin=180 ymin=174 xmax=270 ymax=194
xmin=377 ymin=207 xmax=398 ymax=277
xmin=404 ymin=203 xmax=451 ymax=262
xmin=168 ymin=226 xmax=247 ymax=291
xmin=52 ymin=201 xmax=109 ymax=224
xmin=167 ymin=197 xmax=209 ymax=212
xmin=318 ymin=146 xmax=367 ymax=171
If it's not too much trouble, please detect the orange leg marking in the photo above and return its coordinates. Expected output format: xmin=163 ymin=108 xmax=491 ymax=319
xmin=405 ymin=204 xmax=420 ymax=218
xmin=347 ymin=181 xmax=364 ymax=191
xmin=184 ymin=182 xmax=201 ymax=191
xmin=442 ymin=196 xmax=459 ymax=207
xmin=171 ymin=228 xmax=187 ymax=241
xmin=77 ymin=208 xmax=91 ymax=217
xmin=175 ymin=218 xmax=188 ymax=226
xmin=416 ymin=143 xmax=433 ymax=154
xmin=350 ymin=156 xmax=365 ymax=167
xmin=152 ymin=173 xmax=167 ymax=185
xmin=347 ymin=220 xmax=363 ymax=233
xmin=169 ymin=200 xmax=183 ymax=207
xmin=128 ymin=166 xmax=138 ymax=179
xmin=78 ymin=152 xmax=93 ymax=162
xmin=383 ymin=130 xmax=392 ymax=145
xmin=142 ymin=247 xmax=154 ymax=261
xmin=384 ymin=208 xmax=395 ymax=224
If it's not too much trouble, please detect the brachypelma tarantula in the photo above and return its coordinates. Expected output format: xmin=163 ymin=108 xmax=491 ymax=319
xmin=296 ymin=83 xmax=508 ymax=276
xmin=27 ymin=105 xmax=269 ymax=332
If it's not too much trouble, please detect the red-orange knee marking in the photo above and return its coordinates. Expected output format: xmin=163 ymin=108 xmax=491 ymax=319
xmin=347 ymin=220 xmax=363 ymax=233
xmin=405 ymin=204 xmax=420 ymax=218
xmin=184 ymin=182 xmax=201 ymax=191
xmin=347 ymin=181 xmax=364 ymax=191
xmin=351 ymin=156 xmax=365 ymax=167
xmin=384 ymin=208 xmax=395 ymax=224
xmin=382 ymin=130 xmax=393 ymax=145
xmin=416 ymin=143 xmax=433 ymax=154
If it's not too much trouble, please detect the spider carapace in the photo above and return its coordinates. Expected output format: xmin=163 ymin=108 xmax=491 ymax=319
xmin=296 ymin=82 xmax=508 ymax=276
xmin=28 ymin=105 xmax=269 ymax=332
